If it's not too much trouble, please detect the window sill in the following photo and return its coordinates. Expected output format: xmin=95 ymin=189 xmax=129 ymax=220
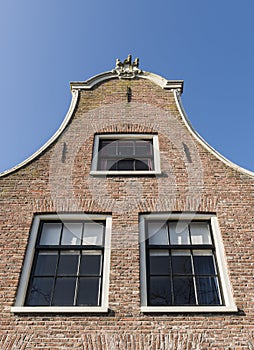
xmin=141 ymin=305 xmax=238 ymax=313
xmin=11 ymin=306 xmax=109 ymax=314
xmin=90 ymin=170 xmax=161 ymax=176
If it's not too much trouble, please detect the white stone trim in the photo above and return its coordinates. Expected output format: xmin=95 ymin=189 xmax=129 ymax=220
xmin=174 ymin=90 xmax=254 ymax=178
xmin=70 ymin=71 xmax=184 ymax=92
xmin=139 ymin=213 xmax=238 ymax=313
xmin=11 ymin=213 xmax=112 ymax=314
xmin=141 ymin=305 xmax=237 ymax=313
xmin=0 ymin=90 xmax=79 ymax=178
xmin=11 ymin=306 xmax=109 ymax=314
xmin=90 ymin=133 xmax=161 ymax=175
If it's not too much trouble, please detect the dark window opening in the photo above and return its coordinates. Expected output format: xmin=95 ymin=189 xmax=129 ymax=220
xmin=25 ymin=221 xmax=105 ymax=307
xmin=97 ymin=138 xmax=154 ymax=171
xmin=146 ymin=220 xmax=222 ymax=306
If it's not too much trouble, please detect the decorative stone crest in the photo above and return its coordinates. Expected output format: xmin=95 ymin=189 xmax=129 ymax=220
xmin=112 ymin=54 xmax=142 ymax=79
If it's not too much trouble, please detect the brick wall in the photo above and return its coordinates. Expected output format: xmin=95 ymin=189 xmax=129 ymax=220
xmin=0 ymin=78 xmax=254 ymax=349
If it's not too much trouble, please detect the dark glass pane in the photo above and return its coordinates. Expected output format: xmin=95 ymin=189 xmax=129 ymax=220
xmin=135 ymin=159 xmax=149 ymax=171
xmin=193 ymin=255 xmax=216 ymax=275
xmin=97 ymin=159 xmax=106 ymax=171
xmin=80 ymin=253 xmax=102 ymax=275
xmin=34 ymin=252 xmax=58 ymax=276
xmin=196 ymin=277 xmax=221 ymax=305
xmin=52 ymin=277 xmax=76 ymax=306
xmin=117 ymin=159 xmax=134 ymax=171
xmin=171 ymin=255 xmax=192 ymax=275
xmin=135 ymin=140 xmax=152 ymax=156
xmin=57 ymin=252 xmax=79 ymax=276
xmin=149 ymin=276 xmax=172 ymax=306
xmin=99 ymin=140 xmax=117 ymax=156
xmin=26 ymin=277 xmax=53 ymax=306
xmin=149 ymin=252 xmax=170 ymax=275
xmin=118 ymin=141 xmax=134 ymax=156
xmin=173 ymin=277 xmax=196 ymax=305
xmin=105 ymin=159 xmax=118 ymax=170
xmin=76 ymin=277 xmax=100 ymax=306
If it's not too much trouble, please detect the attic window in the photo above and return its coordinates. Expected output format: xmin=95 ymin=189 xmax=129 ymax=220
xmin=90 ymin=134 xmax=161 ymax=175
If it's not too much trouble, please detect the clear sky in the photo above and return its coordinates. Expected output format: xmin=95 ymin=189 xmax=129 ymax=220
xmin=0 ymin=1 xmax=254 ymax=173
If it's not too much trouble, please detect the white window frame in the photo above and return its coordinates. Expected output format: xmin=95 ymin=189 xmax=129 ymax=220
xmin=90 ymin=134 xmax=161 ymax=175
xmin=11 ymin=214 xmax=112 ymax=313
xmin=140 ymin=213 xmax=237 ymax=313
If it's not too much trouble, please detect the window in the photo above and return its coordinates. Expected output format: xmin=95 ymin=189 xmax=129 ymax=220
xmin=140 ymin=213 xmax=237 ymax=312
xmin=90 ymin=134 xmax=161 ymax=175
xmin=11 ymin=214 xmax=112 ymax=313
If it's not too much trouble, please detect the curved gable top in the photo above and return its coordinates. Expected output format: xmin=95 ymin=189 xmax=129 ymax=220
xmin=70 ymin=55 xmax=183 ymax=92
xmin=1 ymin=56 xmax=254 ymax=178
xmin=70 ymin=70 xmax=184 ymax=92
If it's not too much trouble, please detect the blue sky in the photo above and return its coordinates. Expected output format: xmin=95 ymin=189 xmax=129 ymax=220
xmin=0 ymin=1 xmax=254 ymax=172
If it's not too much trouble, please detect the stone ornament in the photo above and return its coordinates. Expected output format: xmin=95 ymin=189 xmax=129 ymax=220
xmin=112 ymin=54 xmax=142 ymax=79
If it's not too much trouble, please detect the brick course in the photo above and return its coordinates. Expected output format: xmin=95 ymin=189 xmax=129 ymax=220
xmin=0 ymin=77 xmax=254 ymax=349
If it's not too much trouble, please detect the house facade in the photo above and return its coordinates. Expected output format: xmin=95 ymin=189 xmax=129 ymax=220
xmin=0 ymin=56 xmax=254 ymax=349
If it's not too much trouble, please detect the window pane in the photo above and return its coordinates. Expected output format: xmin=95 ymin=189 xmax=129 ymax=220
xmin=135 ymin=159 xmax=150 ymax=171
xmin=57 ymin=251 xmax=80 ymax=276
xmin=76 ymin=277 xmax=100 ymax=306
xmin=190 ymin=222 xmax=212 ymax=245
xmin=196 ymin=277 xmax=221 ymax=305
xmin=193 ymin=250 xmax=216 ymax=275
xmin=149 ymin=250 xmax=170 ymax=275
xmin=99 ymin=140 xmax=117 ymax=156
xmin=52 ymin=277 xmax=76 ymax=306
xmin=26 ymin=277 xmax=53 ymax=306
xmin=135 ymin=140 xmax=152 ymax=156
xmin=169 ymin=222 xmax=190 ymax=245
xmin=105 ymin=159 xmax=117 ymax=171
xmin=83 ymin=222 xmax=104 ymax=245
xmin=149 ymin=276 xmax=172 ymax=306
xmin=80 ymin=251 xmax=102 ymax=275
xmin=39 ymin=223 xmax=62 ymax=245
xmin=34 ymin=251 xmax=58 ymax=276
xmin=148 ymin=222 xmax=169 ymax=245
xmin=61 ymin=223 xmax=82 ymax=245
xmin=171 ymin=250 xmax=192 ymax=275
xmin=118 ymin=141 xmax=134 ymax=156
xmin=173 ymin=277 xmax=196 ymax=305
xmin=117 ymin=159 xmax=134 ymax=171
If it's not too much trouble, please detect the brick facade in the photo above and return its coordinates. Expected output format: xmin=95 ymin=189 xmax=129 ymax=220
xmin=0 ymin=66 xmax=254 ymax=349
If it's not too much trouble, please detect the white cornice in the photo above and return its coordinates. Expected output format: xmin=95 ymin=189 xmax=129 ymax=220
xmin=174 ymin=90 xmax=254 ymax=178
xmin=70 ymin=70 xmax=184 ymax=93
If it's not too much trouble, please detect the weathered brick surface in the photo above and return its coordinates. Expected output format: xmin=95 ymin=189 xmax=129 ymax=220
xmin=0 ymin=77 xmax=254 ymax=349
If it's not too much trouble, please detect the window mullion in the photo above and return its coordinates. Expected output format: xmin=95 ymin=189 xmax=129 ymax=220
xmin=50 ymin=249 xmax=60 ymax=306
xmin=51 ymin=221 xmax=64 ymax=306
xmin=167 ymin=224 xmax=174 ymax=305
xmin=190 ymin=249 xmax=198 ymax=305
xmin=73 ymin=251 xmax=81 ymax=306
xmin=169 ymin=249 xmax=174 ymax=306
xmin=211 ymin=252 xmax=223 ymax=305
xmin=98 ymin=248 xmax=104 ymax=306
